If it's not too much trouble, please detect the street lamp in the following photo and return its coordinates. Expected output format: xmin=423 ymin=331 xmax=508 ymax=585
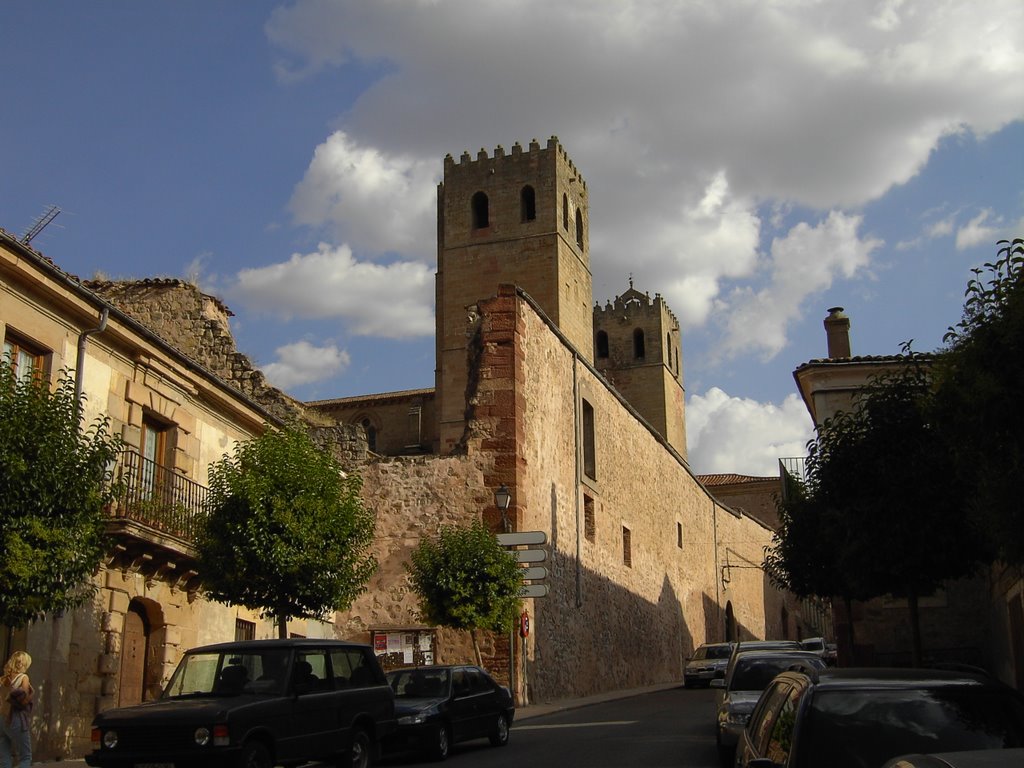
xmin=494 ymin=484 xmax=512 ymax=532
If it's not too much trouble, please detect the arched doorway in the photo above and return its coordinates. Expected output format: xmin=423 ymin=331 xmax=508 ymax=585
xmin=118 ymin=601 xmax=150 ymax=707
xmin=724 ymin=602 xmax=737 ymax=642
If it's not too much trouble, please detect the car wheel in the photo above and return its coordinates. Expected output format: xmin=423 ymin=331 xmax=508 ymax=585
xmin=238 ymin=741 xmax=272 ymax=768
xmin=488 ymin=712 xmax=510 ymax=747
xmin=429 ymin=723 xmax=450 ymax=761
xmin=346 ymin=727 xmax=371 ymax=768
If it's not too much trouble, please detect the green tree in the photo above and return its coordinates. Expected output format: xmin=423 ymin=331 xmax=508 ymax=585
xmin=936 ymin=237 xmax=1024 ymax=564
xmin=407 ymin=520 xmax=523 ymax=667
xmin=766 ymin=351 xmax=989 ymax=665
xmin=197 ymin=423 xmax=377 ymax=638
xmin=0 ymin=362 xmax=122 ymax=627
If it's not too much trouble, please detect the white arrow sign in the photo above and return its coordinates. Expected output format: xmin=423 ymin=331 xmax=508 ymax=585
xmin=520 ymin=566 xmax=547 ymax=581
xmin=519 ymin=584 xmax=550 ymax=598
xmin=513 ymin=549 xmax=547 ymax=563
xmin=497 ymin=531 xmax=548 ymax=546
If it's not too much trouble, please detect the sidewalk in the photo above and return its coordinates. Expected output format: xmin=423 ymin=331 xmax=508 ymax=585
xmin=30 ymin=681 xmax=682 ymax=766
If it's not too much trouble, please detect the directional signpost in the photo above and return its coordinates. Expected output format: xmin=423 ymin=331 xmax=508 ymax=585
xmin=498 ymin=530 xmax=549 ymax=598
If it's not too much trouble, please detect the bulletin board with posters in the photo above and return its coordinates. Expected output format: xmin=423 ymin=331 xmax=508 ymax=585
xmin=371 ymin=629 xmax=436 ymax=671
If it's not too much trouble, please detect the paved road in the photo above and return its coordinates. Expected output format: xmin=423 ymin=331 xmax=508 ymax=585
xmin=382 ymin=684 xmax=721 ymax=768
xmin=36 ymin=684 xmax=720 ymax=768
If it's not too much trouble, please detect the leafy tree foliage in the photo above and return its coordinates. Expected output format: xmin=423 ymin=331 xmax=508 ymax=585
xmin=0 ymin=362 xmax=122 ymax=627
xmin=407 ymin=520 xmax=523 ymax=667
xmin=197 ymin=424 xmax=376 ymax=638
xmin=766 ymin=351 xmax=989 ymax=664
xmin=936 ymin=238 xmax=1024 ymax=564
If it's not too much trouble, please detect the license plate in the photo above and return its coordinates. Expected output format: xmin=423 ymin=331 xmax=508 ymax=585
xmin=135 ymin=763 xmax=174 ymax=768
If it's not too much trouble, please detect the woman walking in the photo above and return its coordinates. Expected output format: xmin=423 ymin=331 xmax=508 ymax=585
xmin=1 ymin=651 xmax=33 ymax=768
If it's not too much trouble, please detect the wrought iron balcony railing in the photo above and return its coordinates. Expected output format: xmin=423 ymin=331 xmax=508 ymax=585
xmin=109 ymin=449 xmax=208 ymax=541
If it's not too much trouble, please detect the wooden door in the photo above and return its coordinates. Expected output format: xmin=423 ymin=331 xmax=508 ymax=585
xmin=119 ymin=605 xmax=148 ymax=706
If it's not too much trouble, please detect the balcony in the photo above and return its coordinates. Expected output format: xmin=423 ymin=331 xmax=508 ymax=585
xmin=778 ymin=457 xmax=806 ymax=502
xmin=104 ymin=449 xmax=207 ymax=587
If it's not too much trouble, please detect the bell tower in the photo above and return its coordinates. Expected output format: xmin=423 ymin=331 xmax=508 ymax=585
xmin=435 ymin=136 xmax=592 ymax=453
xmin=593 ymin=280 xmax=687 ymax=458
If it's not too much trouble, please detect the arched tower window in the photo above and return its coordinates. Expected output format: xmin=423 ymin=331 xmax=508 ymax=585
xmin=596 ymin=330 xmax=609 ymax=359
xmin=360 ymin=418 xmax=377 ymax=453
xmin=633 ymin=328 xmax=646 ymax=359
xmin=520 ymin=185 xmax=536 ymax=222
xmin=471 ymin=191 xmax=489 ymax=229
xmin=667 ymin=333 xmax=672 ymax=367
xmin=575 ymin=207 xmax=584 ymax=248
xmin=562 ymin=193 xmax=569 ymax=230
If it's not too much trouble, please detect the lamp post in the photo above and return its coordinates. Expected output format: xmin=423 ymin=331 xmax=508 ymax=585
xmin=495 ymin=484 xmax=512 ymax=533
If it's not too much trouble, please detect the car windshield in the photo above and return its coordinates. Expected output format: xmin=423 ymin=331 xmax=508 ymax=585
xmin=732 ymin=658 xmax=819 ymax=692
xmin=706 ymin=645 xmax=733 ymax=660
xmin=388 ymin=668 xmax=452 ymax=699
xmin=162 ymin=648 xmax=292 ymax=698
xmin=796 ymin=687 xmax=1024 ymax=768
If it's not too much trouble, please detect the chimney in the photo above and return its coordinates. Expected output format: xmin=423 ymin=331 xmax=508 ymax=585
xmin=824 ymin=307 xmax=851 ymax=359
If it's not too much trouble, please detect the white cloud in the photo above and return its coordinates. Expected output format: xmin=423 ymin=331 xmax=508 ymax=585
xmin=262 ymin=340 xmax=351 ymax=389
xmin=229 ymin=243 xmax=434 ymax=338
xmin=265 ymin=0 xmax=1023 ymax=355
xmin=716 ymin=212 xmax=882 ymax=360
xmin=289 ymin=132 xmax=438 ymax=261
xmin=955 ymin=209 xmax=1000 ymax=250
xmin=686 ymin=388 xmax=814 ymax=476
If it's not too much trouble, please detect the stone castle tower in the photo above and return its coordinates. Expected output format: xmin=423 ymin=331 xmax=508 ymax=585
xmin=593 ymin=281 xmax=687 ymax=458
xmin=435 ymin=136 xmax=593 ymax=453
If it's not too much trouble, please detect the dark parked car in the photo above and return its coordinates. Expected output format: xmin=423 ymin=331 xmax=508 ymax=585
xmin=721 ymin=640 xmax=802 ymax=687
xmin=684 ymin=642 xmax=734 ymax=688
xmin=735 ymin=667 xmax=1024 ymax=768
xmin=385 ymin=664 xmax=514 ymax=760
xmin=85 ymin=638 xmax=395 ymax=768
xmin=713 ymin=650 xmax=826 ymax=766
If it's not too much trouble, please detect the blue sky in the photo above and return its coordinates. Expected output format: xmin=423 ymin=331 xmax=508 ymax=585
xmin=3 ymin=1 xmax=1022 ymax=475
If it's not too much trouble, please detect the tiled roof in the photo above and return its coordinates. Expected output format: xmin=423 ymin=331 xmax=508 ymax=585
xmin=306 ymin=387 xmax=436 ymax=407
xmin=697 ymin=473 xmax=778 ymax=486
xmin=794 ymin=354 xmax=929 ymax=371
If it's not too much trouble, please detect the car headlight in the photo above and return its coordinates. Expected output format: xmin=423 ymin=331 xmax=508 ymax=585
xmin=727 ymin=711 xmax=751 ymax=725
xmin=103 ymin=730 xmax=119 ymax=749
xmin=398 ymin=713 xmax=428 ymax=725
xmin=195 ymin=727 xmax=211 ymax=746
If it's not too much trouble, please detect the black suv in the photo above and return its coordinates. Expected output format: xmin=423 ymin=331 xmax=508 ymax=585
xmin=735 ymin=667 xmax=1024 ymax=768
xmin=85 ymin=638 xmax=395 ymax=768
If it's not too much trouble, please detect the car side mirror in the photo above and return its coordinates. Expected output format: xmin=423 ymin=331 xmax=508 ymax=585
xmin=710 ymin=679 xmax=725 ymax=689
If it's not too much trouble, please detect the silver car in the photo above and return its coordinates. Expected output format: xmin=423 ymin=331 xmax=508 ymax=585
xmin=683 ymin=642 xmax=734 ymax=688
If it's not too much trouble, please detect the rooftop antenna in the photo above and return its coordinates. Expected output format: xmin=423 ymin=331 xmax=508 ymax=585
xmin=21 ymin=205 xmax=61 ymax=245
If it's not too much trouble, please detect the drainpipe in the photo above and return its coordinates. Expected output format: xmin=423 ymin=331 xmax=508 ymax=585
xmin=75 ymin=308 xmax=109 ymax=418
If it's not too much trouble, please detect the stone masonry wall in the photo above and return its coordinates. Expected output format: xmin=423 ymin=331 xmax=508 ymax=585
xmin=86 ymin=279 xmax=324 ymax=426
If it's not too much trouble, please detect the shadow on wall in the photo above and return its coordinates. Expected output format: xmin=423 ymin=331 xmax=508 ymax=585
xmin=528 ymin=525 xmax=692 ymax=703
xmin=31 ymin=602 xmax=105 ymax=761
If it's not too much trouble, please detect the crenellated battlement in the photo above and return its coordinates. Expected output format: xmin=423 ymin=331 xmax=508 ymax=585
xmin=594 ymin=286 xmax=681 ymax=328
xmin=443 ymin=135 xmax=586 ymax=189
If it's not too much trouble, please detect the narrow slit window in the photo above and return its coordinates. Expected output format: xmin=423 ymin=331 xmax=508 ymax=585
xmin=575 ymin=207 xmax=584 ymax=248
xmin=562 ymin=193 xmax=569 ymax=230
xmin=471 ymin=191 xmax=489 ymax=229
xmin=633 ymin=329 xmax=646 ymax=359
xmin=521 ymin=185 xmax=536 ymax=222
xmin=623 ymin=526 xmax=632 ymax=567
xmin=584 ymin=495 xmax=595 ymax=543
xmin=582 ymin=398 xmax=596 ymax=481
